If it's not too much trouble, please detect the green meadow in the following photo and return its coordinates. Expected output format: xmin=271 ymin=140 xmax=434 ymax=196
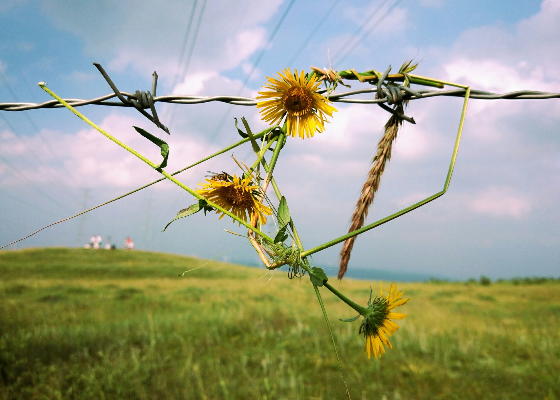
xmin=1 ymin=248 xmax=559 ymax=399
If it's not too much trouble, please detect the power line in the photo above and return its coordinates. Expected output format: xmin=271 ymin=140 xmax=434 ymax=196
xmin=287 ymin=0 xmax=342 ymax=66
xmin=0 ymin=187 xmax=61 ymax=217
xmin=168 ymin=0 xmax=298 ymax=211
xmin=169 ymin=0 xmax=199 ymax=91
xmin=0 ymin=69 xmax=82 ymax=190
xmin=0 ymin=152 xmax=73 ymax=212
xmin=334 ymin=0 xmax=404 ymax=66
xmin=330 ymin=0 xmax=390 ymax=66
xmin=239 ymin=0 xmax=297 ymax=91
xmin=168 ymin=0 xmax=207 ymax=130
xmin=206 ymin=0 xmax=298 ymax=146
xmin=179 ymin=0 xmax=207 ymax=83
xmin=0 ymin=113 xmax=81 ymax=204
xmin=0 ymin=113 xmax=43 ymax=170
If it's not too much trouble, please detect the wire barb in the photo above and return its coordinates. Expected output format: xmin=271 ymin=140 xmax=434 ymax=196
xmin=374 ymin=65 xmax=420 ymax=124
xmin=93 ymin=63 xmax=170 ymax=134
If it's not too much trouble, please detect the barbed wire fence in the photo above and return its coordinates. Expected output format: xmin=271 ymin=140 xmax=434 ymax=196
xmin=2 ymin=88 xmax=560 ymax=112
xmin=2 ymin=62 xmax=560 ymax=397
xmin=1 ymin=63 xmax=560 ymax=251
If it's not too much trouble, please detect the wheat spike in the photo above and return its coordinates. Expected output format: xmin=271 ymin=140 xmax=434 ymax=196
xmin=338 ymin=104 xmax=405 ymax=280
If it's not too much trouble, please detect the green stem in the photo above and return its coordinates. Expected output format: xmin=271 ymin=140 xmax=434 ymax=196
xmin=324 ymin=282 xmax=368 ymax=315
xmin=0 ymin=126 xmax=277 ymax=249
xmin=265 ymin=131 xmax=285 ymax=178
xmin=40 ymin=83 xmax=274 ymax=243
xmin=249 ymin=136 xmax=277 ymax=172
xmin=177 ymin=127 xmax=275 ymax=174
xmin=301 ymin=84 xmax=471 ymax=259
xmin=259 ymin=158 xmax=282 ymax=202
xmin=337 ymin=69 xmax=444 ymax=88
xmin=311 ymin=284 xmax=350 ymax=396
xmin=301 ymin=191 xmax=444 ymax=258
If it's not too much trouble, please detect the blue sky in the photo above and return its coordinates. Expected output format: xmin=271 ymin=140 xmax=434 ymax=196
xmin=1 ymin=0 xmax=559 ymax=280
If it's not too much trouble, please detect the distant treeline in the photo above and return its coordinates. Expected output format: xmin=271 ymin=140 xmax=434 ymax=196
xmin=428 ymin=275 xmax=560 ymax=286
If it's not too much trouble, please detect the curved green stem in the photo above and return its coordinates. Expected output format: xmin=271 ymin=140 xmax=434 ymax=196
xmin=311 ymin=284 xmax=350 ymax=397
xmin=323 ymin=282 xmax=368 ymax=315
xmin=249 ymin=135 xmax=277 ymax=172
xmin=301 ymin=84 xmax=471 ymax=259
xmin=40 ymin=83 xmax=274 ymax=243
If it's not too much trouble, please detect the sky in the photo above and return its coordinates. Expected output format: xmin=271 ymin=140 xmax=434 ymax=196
xmin=0 ymin=0 xmax=559 ymax=280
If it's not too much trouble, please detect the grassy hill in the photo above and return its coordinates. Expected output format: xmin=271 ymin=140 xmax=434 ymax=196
xmin=1 ymin=248 xmax=559 ymax=399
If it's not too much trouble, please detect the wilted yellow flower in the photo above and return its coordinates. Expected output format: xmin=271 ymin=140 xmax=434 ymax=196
xmin=256 ymin=68 xmax=337 ymax=139
xmin=361 ymin=283 xmax=409 ymax=359
xmin=196 ymin=173 xmax=272 ymax=225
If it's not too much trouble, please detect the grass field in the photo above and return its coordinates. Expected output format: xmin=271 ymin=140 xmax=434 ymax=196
xmin=1 ymin=248 xmax=559 ymax=399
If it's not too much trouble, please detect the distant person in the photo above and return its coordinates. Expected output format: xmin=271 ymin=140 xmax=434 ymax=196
xmin=125 ymin=237 xmax=134 ymax=250
xmin=96 ymin=235 xmax=102 ymax=249
xmin=105 ymin=235 xmax=113 ymax=250
xmin=90 ymin=235 xmax=96 ymax=249
xmin=93 ymin=235 xmax=100 ymax=249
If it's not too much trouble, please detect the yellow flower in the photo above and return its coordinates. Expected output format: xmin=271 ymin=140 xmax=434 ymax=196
xmin=196 ymin=173 xmax=272 ymax=225
xmin=256 ymin=68 xmax=337 ymax=139
xmin=361 ymin=283 xmax=409 ymax=360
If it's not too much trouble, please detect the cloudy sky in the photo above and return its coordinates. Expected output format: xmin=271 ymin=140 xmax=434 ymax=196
xmin=1 ymin=0 xmax=559 ymax=280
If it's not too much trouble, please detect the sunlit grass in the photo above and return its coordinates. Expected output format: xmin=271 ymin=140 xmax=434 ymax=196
xmin=1 ymin=248 xmax=559 ymax=399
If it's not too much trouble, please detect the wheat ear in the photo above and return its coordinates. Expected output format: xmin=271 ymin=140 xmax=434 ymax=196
xmin=338 ymin=105 xmax=405 ymax=279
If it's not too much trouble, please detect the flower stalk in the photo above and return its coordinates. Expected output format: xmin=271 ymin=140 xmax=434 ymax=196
xmin=39 ymin=83 xmax=275 ymax=243
xmin=323 ymin=281 xmax=368 ymax=315
xmin=31 ymin=64 xmax=472 ymax=390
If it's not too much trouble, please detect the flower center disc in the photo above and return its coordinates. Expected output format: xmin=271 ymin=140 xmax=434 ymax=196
xmin=282 ymin=86 xmax=314 ymax=116
xmin=223 ymin=186 xmax=254 ymax=208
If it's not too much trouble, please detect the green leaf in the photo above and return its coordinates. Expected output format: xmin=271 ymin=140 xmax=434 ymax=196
xmin=234 ymin=118 xmax=248 ymax=138
xmin=273 ymin=225 xmax=289 ymax=244
xmin=309 ymin=267 xmax=328 ymax=287
xmin=241 ymin=117 xmax=260 ymax=154
xmin=277 ymin=196 xmax=291 ymax=227
xmin=339 ymin=314 xmax=361 ymax=323
xmin=133 ymin=126 xmax=169 ymax=171
xmin=162 ymin=199 xmax=212 ymax=232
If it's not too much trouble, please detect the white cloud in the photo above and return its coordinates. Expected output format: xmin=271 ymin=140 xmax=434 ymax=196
xmin=445 ymin=0 xmax=560 ymax=84
xmin=469 ymin=186 xmax=531 ymax=218
xmin=173 ymin=71 xmax=220 ymax=95
xmin=241 ymin=63 xmax=262 ymax=83
xmin=393 ymin=123 xmax=430 ymax=160
xmin=0 ymin=113 xmax=215 ymax=190
xmin=444 ymin=59 xmax=553 ymax=93
xmin=433 ymin=0 xmax=560 ymax=143
xmin=40 ymin=0 xmax=283 ymax=80
xmin=66 ymin=71 xmax=99 ymax=83
xmin=225 ymin=28 xmax=267 ymax=71
xmin=0 ymin=128 xmax=15 ymax=140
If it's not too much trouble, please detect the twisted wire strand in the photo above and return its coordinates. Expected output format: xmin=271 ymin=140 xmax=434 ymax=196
xmin=1 ymin=89 xmax=559 ymax=112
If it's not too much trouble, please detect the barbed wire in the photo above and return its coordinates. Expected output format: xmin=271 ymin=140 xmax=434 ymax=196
xmin=2 ymin=65 xmax=559 ymax=250
xmin=2 ymin=88 xmax=558 ymax=113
